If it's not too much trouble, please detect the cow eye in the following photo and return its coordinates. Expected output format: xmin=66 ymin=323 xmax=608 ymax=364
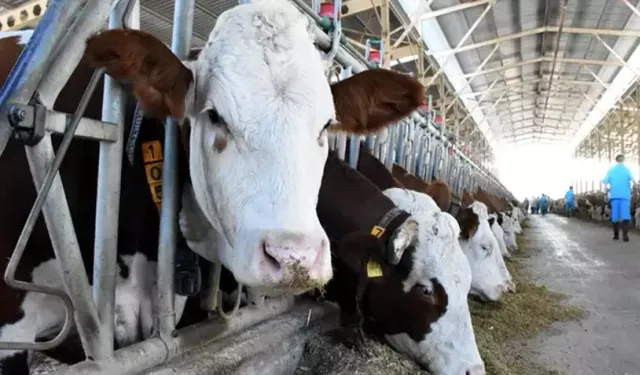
xmin=322 ymin=119 xmax=333 ymax=133
xmin=208 ymin=109 xmax=220 ymax=124
xmin=481 ymin=245 xmax=490 ymax=253
xmin=423 ymin=287 xmax=433 ymax=296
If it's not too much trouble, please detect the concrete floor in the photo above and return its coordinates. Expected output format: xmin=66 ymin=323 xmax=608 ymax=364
xmin=521 ymin=214 xmax=640 ymax=375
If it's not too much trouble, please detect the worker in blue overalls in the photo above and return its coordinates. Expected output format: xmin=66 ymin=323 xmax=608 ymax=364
xmin=602 ymin=154 xmax=636 ymax=242
xmin=564 ymin=186 xmax=575 ymax=217
xmin=539 ymin=194 xmax=548 ymax=215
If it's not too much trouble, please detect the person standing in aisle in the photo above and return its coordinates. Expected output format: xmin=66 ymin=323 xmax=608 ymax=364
xmin=539 ymin=194 xmax=548 ymax=215
xmin=602 ymin=154 xmax=636 ymax=242
xmin=564 ymin=186 xmax=575 ymax=217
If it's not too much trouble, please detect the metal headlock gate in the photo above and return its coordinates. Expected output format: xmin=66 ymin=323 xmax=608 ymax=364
xmin=0 ymin=0 xmax=515 ymax=374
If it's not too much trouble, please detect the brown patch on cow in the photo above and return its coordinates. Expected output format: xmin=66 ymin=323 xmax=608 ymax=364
xmin=348 ymin=141 xmax=404 ymax=191
xmin=330 ymin=69 xmax=424 ymax=134
xmin=425 ymin=179 xmax=452 ymax=212
xmin=462 ymin=191 xmax=475 ymax=206
xmin=364 ymin=273 xmax=448 ymax=342
xmin=0 ymin=36 xmax=25 ymax=85
xmin=84 ymin=29 xmax=193 ymax=119
xmin=456 ymin=207 xmax=479 ymax=239
xmin=391 ymin=164 xmax=428 ymax=193
xmin=474 ymin=189 xmax=500 ymax=213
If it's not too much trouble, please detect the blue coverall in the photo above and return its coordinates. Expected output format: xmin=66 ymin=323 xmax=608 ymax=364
xmin=602 ymin=164 xmax=633 ymax=223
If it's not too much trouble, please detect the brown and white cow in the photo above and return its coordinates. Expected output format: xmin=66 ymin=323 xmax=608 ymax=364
xmin=317 ymin=151 xmax=485 ymax=375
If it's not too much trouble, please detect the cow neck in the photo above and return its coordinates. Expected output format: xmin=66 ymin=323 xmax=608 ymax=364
xmin=369 ymin=207 xmax=411 ymax=244
xmin=126 ymin=105 xmax=191 ymax=213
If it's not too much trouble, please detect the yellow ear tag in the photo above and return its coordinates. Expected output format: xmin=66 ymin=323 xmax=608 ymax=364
xmin=366 ymin=261 xmax=383 ymax=278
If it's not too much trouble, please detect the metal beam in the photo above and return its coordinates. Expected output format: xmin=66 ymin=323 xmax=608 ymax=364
xmin=464 ymin=77 xmax=601 ymax=97
xmin=342 ymin=0 xmax=383 ymax=16
xmin=454 ymin=56 xmax=623 ymax=79
xmin=390 ymin=43 xmax=421 ymax=60
xmin=425 ymin=1 xmax=494 ymax=86
xmin=427 ymin=26 xmax=640 ymax=57
xmin=446 ymin=42 xmax=500 ymax=111
xmin=392 ymin=0 xmax=433 ymax=48
xmin=594 ymin=33 xmax=640 ymax=77
xmin=418 ymin=0 xmax=490 ymax=21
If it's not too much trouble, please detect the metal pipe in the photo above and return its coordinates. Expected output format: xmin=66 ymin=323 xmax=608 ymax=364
xmin=36 ymin=0 xmax=120 ymax=107
xmin=0 ymin=0 xmax=87 ymax=157
xmin=52 ymin=297 xmax=299 ymax=375
xmin=539 ymin=0 xmax=567 ymax=134
xmin=4 ymin=69 xmax=106 ymax=358
xmin=93 ymin=0 xmax=139 ymax=359
xmin=291 ymin=0 xmax=370 ymax=68
xmin=156 ymin=0 xmax=195 ymax=340
xmin=0 ymin=0 xmax=86 ymax=106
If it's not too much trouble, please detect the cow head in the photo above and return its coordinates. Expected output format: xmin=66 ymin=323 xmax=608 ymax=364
xmin=499 ymin=213 xmax=518 ymax=252
xmin=376 ymin=188 xmax=485 ymax=375
xmin=84 ymin=0 xmax=423 ymax=292
xmin=457 ymin=202 xmax=509 ymax=301
xmin=488 ymin=214 xmax=509 ymax=258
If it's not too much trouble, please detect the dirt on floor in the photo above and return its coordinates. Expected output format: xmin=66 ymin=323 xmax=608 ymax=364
xmin=295 ymin=222 xmax=585 ymax=375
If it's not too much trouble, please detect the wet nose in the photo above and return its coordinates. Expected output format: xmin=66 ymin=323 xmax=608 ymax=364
xmin=260 ymin=231 xmax=332 ymax=286
xmin=465 ymin=363 xmax=486 ymax=375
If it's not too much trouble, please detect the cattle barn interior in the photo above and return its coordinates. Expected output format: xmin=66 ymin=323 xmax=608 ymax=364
xmin=0 ymin=0 xmax=639 ymax=374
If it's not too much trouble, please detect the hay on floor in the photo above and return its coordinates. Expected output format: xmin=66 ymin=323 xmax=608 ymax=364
xmin=469 ymin=234 xmax=584 ymax=375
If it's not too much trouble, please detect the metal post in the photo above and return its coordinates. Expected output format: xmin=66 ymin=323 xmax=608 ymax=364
xmin=1 ymin=0 xmax=122 ymax=360
xmin=93 ymin=0 xmax=139 ymax=359
xmin=157 ymin=0 xmax=194 ymax=340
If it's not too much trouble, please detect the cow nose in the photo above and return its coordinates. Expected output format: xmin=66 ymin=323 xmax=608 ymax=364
xmin=259 ymin=232 xmax=331 ymax=286
xmin=465 ymin=363 xmax=486 ymax=375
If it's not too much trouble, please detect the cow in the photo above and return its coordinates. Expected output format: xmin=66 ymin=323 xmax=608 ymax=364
xmin=500 ymin=213 xmax=519 ymax=251
xmin=313 ymin=151 xmax=484 ymax=375
xmin=84 ymin=0 xmax=424 ymax=292
xmin=460 ymin=201 xmax=515 ymax=300
xmin=351 ymin=145 xmax=511 ymax=302
xmin=488 ymin=213 xmax=509 ymax=258
xmin=381 ymin=188 xmax=485 ymax=375
xmin=0 ymin=0 xmax=426 ymax=371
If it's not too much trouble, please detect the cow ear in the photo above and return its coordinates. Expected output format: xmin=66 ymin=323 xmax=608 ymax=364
xmin=329 ymin=69 xmax=424 ymax=134
xmin=456 ymin=207 xmax=478 ymax=239
xmin=84 ymin=29 xmax=194 ymax=120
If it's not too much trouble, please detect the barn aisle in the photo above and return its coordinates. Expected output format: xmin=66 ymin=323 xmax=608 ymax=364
xmin=520 ymin=214 xmax=640 ymax=375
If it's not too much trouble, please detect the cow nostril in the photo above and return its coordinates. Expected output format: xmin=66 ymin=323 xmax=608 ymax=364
xmin=262 ymin=242 xmax=281 ymax=271
xmin=466 ymin=370 xmax=471 ymax=375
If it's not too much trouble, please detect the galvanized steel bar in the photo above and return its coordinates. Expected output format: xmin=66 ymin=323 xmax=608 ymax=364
xmin=4 ymin=69 xmax=106 ymax=357
xmin=93 ymin=0 xmax=139 ymax=359
xmin=52 ymin=297 xmax=299 ymax=375
xmin=157 ymin=0 xmax=194 ymax=340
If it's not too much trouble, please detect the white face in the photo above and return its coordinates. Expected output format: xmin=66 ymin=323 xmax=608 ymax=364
xmin=382 ymin=189 xmax=485 ymax=375
xmin=185 ymin=0 xmax=335 ymax=290
xmin=489 ymin=214 xmax=509 ymax=257
xmin=500 ymin=213 xmax=518 ymax=251
xmin=459 ymin=202 xmax=507 ymax=302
